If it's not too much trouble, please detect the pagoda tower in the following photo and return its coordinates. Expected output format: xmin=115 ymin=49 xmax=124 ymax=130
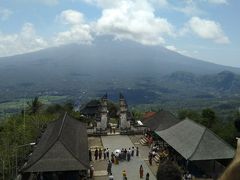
xmin=119 ymin=93 xmax=130 ymax=129
xmin=96 ymin=93 xmax=108 ymax=130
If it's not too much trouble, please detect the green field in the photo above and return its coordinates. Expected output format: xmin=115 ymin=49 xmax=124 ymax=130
xmin=0 ymin=95 xmax=67 ymax=118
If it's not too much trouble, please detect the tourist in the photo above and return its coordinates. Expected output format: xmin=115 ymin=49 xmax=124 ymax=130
xmin=107 ymin=160 xmax=112 ymax=175
xmin=99 ymin=148 xmax=102 ymax=160
xmin=131 ymin=147 xmax=135 ymax=156
xmin=94 ymin=148 xmax=98 ymax=160
xmin=186 ymin=171 xmax=192 ymax=180
xmin=109 ymin=173 xmax=114 ymax=180
xmin=90 ymin=165 xmax=94 ymax=178
xmin=104 ymin=148 xmax=107 ymax=160
xmin=146 ymin=172 xmax=150 ymax=180
xmin=127 ymin=149 xmax=131 ymax=161
xmin=122 ymin=170 xmax=127 ymax=180
xmin=139 ymin=165 xmax=144 ymax=178
xmin=89 ymin=149 xmax=92 ymax=161
xmin=111 ymin=152 xmax=115 ymax=163
xmin=148 ymin=152 xmax=153 ymax=166
xmin=124 ymin=148 xmax=127 ymax=160
xmin=136 ymin=147 xmax=139 ymax=156
xmin=106 ymin=148 xmax=110 ymax=159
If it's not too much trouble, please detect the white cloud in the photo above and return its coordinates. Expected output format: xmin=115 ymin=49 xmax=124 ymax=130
xmin=204 ymin=0 xmax=228 ymax=4
xmin=172 ymin=0 xmax=205 ymax=16
xmin=186 ymin=16 xmax=230 ymax=44
xmin=58 ymin=9 xmax=85 ymax=25
xmin=165 ymin=45 xmax=189 ymax=56
xmin=54 ymin=10 xmax=93 ymax=45
xmin=95 ymin=0 xmax=175 ymax=45
xmin=0 ymin=7 xmax=12 ymax=21
xmin=0 ymin=23 xmax=48 ymax=57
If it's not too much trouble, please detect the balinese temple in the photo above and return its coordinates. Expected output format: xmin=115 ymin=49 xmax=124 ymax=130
xmin=119 ymin=93 xmax=131 ymax=129
xmin=96 ymin=93 xmax=108 ymax=131
xmin=80 ymin=100 xmax=101 ymax=118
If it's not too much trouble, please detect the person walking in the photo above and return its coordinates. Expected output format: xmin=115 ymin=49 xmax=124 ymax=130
xmin=109 ymin=173 xmax=114 ymax=180
xmin=146 ymin=172 xmax=150 ymax=180
xmin=107 ymin=160 xmax=112 ymax=175
xmin=136 ymin=147 xmax=139 ymax=156
xmin=139 ymin=165 xmax=144 ymax=178
xmin=89 ymin=149 xmax=92 ymax=161
xmin=94 ymin=148 xmax=98 ymax=160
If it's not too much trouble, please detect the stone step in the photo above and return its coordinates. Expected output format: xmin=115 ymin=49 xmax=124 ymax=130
xmin=94 ymin=170 xmax=107 ymax=176
xmin=107 ymin=132 xmax=120 ymax=136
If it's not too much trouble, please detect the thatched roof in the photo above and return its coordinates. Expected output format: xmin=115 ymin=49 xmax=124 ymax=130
xmin=143 ymin=110 xmax=180 ymax=131
xmin=23 ymin=113 xmax=89 ymax=172
xmin=156 ymin=118 xmax=235 ymax=161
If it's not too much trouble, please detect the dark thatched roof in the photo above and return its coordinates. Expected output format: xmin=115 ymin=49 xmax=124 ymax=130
xmin=23 ymin=113 xmax=89 ymax=172
xmin=156 ymin=118 xmax=235 ymax=161
xmin=80 ymin=100 xmax=100 ymax=116
xmin=143 ymin=110 xmax=180 ymax=131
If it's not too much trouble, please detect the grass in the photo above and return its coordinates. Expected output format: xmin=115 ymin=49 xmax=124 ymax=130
xmin=0 ymin=95 xmax=67 ymax=117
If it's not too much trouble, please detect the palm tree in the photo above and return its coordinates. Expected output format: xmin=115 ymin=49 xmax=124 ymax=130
xmin=27 ymin=97 xmax=42 ymax=114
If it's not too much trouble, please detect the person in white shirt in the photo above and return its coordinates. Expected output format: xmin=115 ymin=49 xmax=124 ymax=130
xmin=109 ymin=173 xmax=114 ymax=180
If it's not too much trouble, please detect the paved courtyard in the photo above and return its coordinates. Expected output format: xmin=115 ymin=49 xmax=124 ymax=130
xmin=101 ymin=135 xmax=156 ymax=180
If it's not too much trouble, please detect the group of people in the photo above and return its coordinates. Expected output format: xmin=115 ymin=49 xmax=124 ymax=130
xmin=112 ymin=146 xmax=139 ymax=163
xmin=89 ymin=148 xmax=110 ymax=161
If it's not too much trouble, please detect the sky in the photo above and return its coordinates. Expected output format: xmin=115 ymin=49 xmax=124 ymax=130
xmin=0 ymin=0 xmax=239 ymax=67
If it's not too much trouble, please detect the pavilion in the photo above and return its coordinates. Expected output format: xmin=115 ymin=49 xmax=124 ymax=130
xmin=155 ymin=118 xmax=235 ymax=177
xmin=22 ymin=113 xmax=89 ymax=180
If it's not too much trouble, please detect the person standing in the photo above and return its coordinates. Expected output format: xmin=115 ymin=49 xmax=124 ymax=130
xmin=146 ymin=172 xmax=150 ymax=180
xmin=94 ymin=148 xmax=98 ymax=160
xmin=90 ymin=165 xmax=94 ymax=178
xmin=124 ymin=148 xmax=127 ymax=160
xmin=89 ymin=149 xmax=92 ymax=161
xmin=99 ymin=148 xmax=102 ymax=160
xmin=139 ymin=165 xmax=144 ymax=178
xmin=109 ymin=173 xmax=114 ymax=180
xmin=136 ymin=147 xmax=139 ymax=156
xmin=127 ymin=150 xmax=131 ymax=161
xmin=104 ymin=148 xmax=107 ymax=160
xmin=111 ymin=152 xmax=115 ymax=163
xmin=131 ymin=147 xmax=135 ymax=156
xmin=106 ymin=148 xmax=110 ymax=159
xmin=107 ymin=160 xmax=112 ymax=175
xmin=148 ymin=152 xmax=153 ymax=166
xmin=122 ymin=170 xmax=127 ymax=180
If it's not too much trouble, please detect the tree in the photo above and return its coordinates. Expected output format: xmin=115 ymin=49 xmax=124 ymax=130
xmin=201 ymin=108 xmax=216 ymax=128
xmin=178 ymin=109 xmax=201 ymax=121
xmin=157 ymin=161 xmax=182 ymax=180
xmin=27 ymin=97 xmax=42 ymax=114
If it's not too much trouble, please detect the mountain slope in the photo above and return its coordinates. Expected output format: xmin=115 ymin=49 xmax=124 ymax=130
xmin=0 ymin=37 xmax=240 ymax=105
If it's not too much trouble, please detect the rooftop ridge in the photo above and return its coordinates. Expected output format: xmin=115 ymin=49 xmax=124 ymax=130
xmin=188 ymin=125 xmax=207 ymax=160
xmin=58 ymin=112 xmax=67 ymax=138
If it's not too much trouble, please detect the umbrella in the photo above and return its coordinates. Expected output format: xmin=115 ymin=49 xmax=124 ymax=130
xmin=114 ymin=149 xmax=121 ymax=157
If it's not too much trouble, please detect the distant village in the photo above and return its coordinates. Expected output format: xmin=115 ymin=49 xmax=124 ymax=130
xmin=17 ymin=93 xmax=236 ymax=180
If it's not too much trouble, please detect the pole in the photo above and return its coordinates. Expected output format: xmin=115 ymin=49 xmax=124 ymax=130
xmin=2 ymin=160 xmax=4 ymax=180
xmin=15 ymin=142 xmax=36 ymax=178
xmin=15 ymin=149 xmax=18 ymax=177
